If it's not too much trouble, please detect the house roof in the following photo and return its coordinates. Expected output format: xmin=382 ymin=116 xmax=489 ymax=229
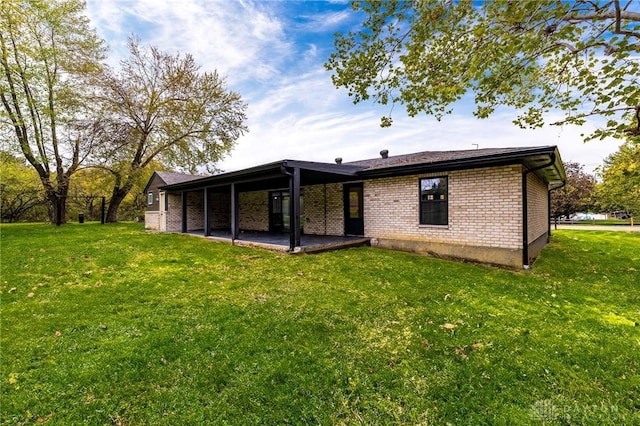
xmin=156 ymin=171 xmax=203 ymax=185
xmin=348 ymin=147 xmax=547 ymax=169
xmin=158 ymin=145 xmax=565 ymax=192
xmin=143 ymin=171 xmax=202 ymax=193
xmin=353 ymin=146 xmax=565 ymax=187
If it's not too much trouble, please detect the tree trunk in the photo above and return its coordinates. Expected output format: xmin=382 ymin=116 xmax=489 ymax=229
xmin=45 ymin=188 xmax=69 ymax=225
xmin=105 ymin=186 xmax=131 ymax=223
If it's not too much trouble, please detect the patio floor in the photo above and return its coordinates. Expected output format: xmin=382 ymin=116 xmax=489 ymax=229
xmin=186 ymin=230 xmax=371 ymax=253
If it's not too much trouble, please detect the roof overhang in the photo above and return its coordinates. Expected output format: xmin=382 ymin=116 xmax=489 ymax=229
xmin=358 ymin=145 xmax=566 ymax=188
xmin=160 ymin=146 xmax=566 ymax=193
xmin=160 ymin=160 xmax=363 ymax=192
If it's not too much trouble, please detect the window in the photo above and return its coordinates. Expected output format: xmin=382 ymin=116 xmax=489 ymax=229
xmin=420 ymin=177 xmax=448 ymax=225
xmin=147 ymin=192 xmax=154 ymax=206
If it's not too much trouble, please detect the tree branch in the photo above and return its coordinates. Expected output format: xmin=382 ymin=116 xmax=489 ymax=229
xmin=551 ymin=104 xmax=638 ymax=125
xmin=566 ymin=9 xmax=640 ymax=23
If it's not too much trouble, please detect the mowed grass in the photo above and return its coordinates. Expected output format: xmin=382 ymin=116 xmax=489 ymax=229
xmin=1 ymin=223 xmax=638 ymax=425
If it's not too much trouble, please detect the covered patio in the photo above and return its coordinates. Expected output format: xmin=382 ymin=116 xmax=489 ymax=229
xmin=162 ymin=159 xmax=366 ymax=252
xmin=187 ymin=230 xmax=371 ymax=253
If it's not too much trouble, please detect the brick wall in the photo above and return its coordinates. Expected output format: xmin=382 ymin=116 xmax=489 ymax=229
xmin=527 ymin=173 xmax=549 ymax=242
xmin=526 ymin=172 xmax=550 ymax=263
xmin=209 ymin=191 xmax=231 ymax=229
xmin=144 ymin=211 xmax=160 ymax=230
xmin=239 ymin=190 xmax=269 ymax=231
xmin=303 ymin=183 xmax=344 ymax=235
xmin=186 ymin=190 xmax=205 ymax=231
xmin=166 ymin=193 xmax=182 ymax=232
xmin=164 ymin=191 xmax=205 ymax=232
xmin=364 ymin=165 xmax=523 ymax=250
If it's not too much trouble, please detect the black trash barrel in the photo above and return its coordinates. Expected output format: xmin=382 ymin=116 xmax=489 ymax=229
xmin=79 ymin=213 xmax=85 ymax=224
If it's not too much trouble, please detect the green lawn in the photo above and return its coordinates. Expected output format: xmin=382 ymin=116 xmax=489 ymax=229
xmin=1 ymin=223 xmax=638 ymax=425
xmin=558 ymin=219 xmax=634 ymax=226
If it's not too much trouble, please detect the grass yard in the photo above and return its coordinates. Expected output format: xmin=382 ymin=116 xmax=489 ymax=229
xmin=560 ymin=219 xmax=634 ymax=226
xmin=1 ymin=223 xmax=638 ymax=425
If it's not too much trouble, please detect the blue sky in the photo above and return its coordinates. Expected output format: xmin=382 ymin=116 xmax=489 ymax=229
xmin=85 ymin=0 xmax=621 ymax=174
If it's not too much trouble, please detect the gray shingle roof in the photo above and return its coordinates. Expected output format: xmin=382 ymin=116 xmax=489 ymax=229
xmin=156 ymin=171 xmax=202 ymax=186
xmin=345 ymin=147 xmax=551 ymax=170
xmin=158 ymin=145 xmax=565 ymax=191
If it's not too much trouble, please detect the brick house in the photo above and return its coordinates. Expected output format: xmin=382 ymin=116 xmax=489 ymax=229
xmin=143 ymin=171 xmax=203 ymax=231
xmin=144 ymin=146 xmax=565 ymax=269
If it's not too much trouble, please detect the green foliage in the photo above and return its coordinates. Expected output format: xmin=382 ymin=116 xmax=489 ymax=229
xmin=326 ymin=0 xmax=640 ymax=140
xmin=0 ymin=152 xmax=47 ymax=222
xmin=1 ymin=223 xmax=638 ymax=424
xmin=551 ymin=161 xmax=596 ymax=218
xmin=1 ymin=3 xmax=247 ymax=224
xmin=93 ymin=38 xmax=248 ymax=222
xmin=596 ymin=138 xmax=640 ymax=215
xmin=0 ymin=0 xmax=107 ymax=223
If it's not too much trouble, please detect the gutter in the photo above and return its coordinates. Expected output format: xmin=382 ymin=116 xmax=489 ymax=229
xmin=358 ymin=146 xmax=557 ymax=179
xmin=522 ymin=152 xmax=557 ymax=269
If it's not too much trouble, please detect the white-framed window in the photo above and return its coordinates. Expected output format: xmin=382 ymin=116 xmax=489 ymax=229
xmin=148 ymin=192 xmax=154 ymax=206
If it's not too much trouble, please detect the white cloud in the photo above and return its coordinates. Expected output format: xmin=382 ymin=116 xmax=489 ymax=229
xmin=220 ymin=84 xmax=621 ymax=175
xmin=86 ymin=0 xmax=292 ymax=84
xmin=85 ymin=0 xmax=622 ymax=178
xmin=296 ymin=10 xmax=353 ymax=32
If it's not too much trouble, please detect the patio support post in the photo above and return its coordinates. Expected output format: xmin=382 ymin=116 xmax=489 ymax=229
xmin=231 ymin=183 xmax=239 ymax=241
xmin=289 ymin=167 xmax=301 ymax=251
xmin=204 ymin=187 xmax=211 ymax=237
xmin=181 ymin=191 xmax=187 ymax=233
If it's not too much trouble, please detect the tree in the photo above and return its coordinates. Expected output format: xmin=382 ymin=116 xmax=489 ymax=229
xmin=0 ymin=151 xmax=47 ymax=222
xmin=595 ymin=139 xmax=640 ymax=216
xmin=0 ymin=0 xmax=106 ymax=224
xmin=551 ymin=161 xmax=596 ymax=219
xmin=93 ymin=38 xmax=248 ymax=223
xmin=326 ymin=0 xmax=640 ymax=140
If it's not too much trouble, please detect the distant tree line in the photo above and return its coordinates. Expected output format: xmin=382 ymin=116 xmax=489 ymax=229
xmin=551 ymin=139 xmax=640 ymax=220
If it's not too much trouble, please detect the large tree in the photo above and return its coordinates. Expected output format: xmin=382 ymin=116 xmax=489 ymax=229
xmin=0 ymin=0 xmax=106 ymax=224
xmin=326 ymin=0 xmax=640 ymax=139
xmin=595 ymin=139 xmax=640 ymax=217
xmin=550 ymin=161 xmax=596 ymax=219
xmin=93 ymin=39 xmax=248 ymax=223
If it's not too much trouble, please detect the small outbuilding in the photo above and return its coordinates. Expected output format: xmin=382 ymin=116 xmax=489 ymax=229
xmin=143 ymin=171 xmax=203 ymax=231
xmin=144 ymin=146 xmax=565 ymax=269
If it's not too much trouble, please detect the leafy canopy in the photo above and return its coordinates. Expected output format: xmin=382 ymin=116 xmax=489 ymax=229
xmin=326 ymin=0 xmax=640 ymax=140
xmin=92 ymin=38 xmax=248 ymax=222
xmin=595 ymin=138 xmax=640 ymax=215
xmin=94 ymin=38 xmax=248 ymax=175
xmin=0 ymin=0 xmax=107 ymax=223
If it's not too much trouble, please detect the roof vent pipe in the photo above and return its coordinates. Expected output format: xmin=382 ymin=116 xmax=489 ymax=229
xmin=380 ymin=149 xmax=389 ymax=159
xmin=335 ymin=157 xmax=342 ymax=165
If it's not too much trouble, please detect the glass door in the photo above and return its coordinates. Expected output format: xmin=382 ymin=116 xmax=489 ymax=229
xmin=344 ymin=183 xmax=364 ymax=235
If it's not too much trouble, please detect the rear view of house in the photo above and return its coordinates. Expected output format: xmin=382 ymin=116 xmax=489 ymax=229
xmin=144 ymin=146 xmax=565 ymax=269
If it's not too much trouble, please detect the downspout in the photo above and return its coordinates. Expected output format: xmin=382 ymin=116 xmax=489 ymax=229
xmin=522 ymin=153 xmax=556 ymax=269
